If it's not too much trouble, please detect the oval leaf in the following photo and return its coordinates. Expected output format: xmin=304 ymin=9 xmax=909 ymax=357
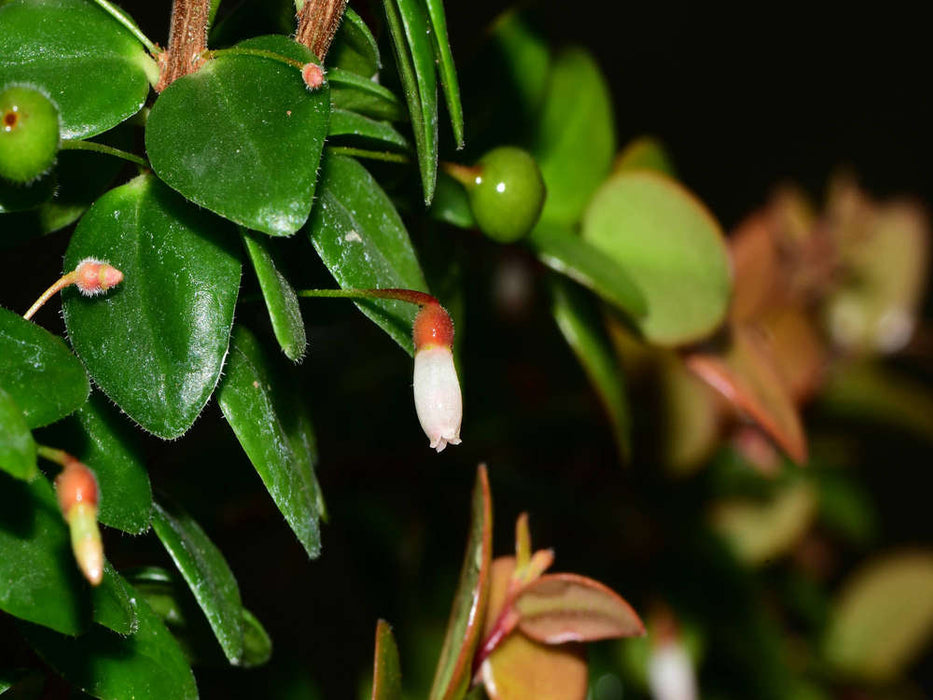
xmin=0 ymin=307 xmax=89 ymax=429
xmin=614 ymin=136 xmax=677 ymax=177
xmin=62 ymin=175 xmax=241 ymax=439
xmin=307 ymin=154 xmax=429 ymax=355
xmin=428 ymin=465 xmax=493 ymax=700
xmin=0 ymin=473 xmax=90 ymax=634
xmin=515 ymin=573 xmax=644 ymax=643
xmin=146 ymin=35 xmax=330 ymax=236
xmin=242 ymin=230 xmax=307 ymax=362
xmin=0 ymin=387 xmax=37 ymax=480
xmin=534 ymin=48 xmax=615 ymax=226
xmin=582 ymin=171 xmax=732 ymax=346
xmin=152 ymin=499 xmax=244 ymax=665
xmin=217 ymin=325 xmax=325 ymax=559
xmin=824 ymin=550 xmax=933 ymax=681
xmin=372 ymin=619 xmax=403 ymax=700
xmin=0 ymin=0 xmax=153 ymax=139
xmin=92 ymin=562 xmax=138 ymax=635
xmin=529 ymin=224 xmax=647 ymax=319
xmin=20 ymin=595 xmax=198 ymax=700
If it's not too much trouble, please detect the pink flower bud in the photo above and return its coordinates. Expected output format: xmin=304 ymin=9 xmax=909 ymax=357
xmin=413 ymin=304 xmax=462 ymax=452
xmin=302 ymin=62 xmax=326 ymax=90
xmin=74 ymin=258 xmax=124 ymax=297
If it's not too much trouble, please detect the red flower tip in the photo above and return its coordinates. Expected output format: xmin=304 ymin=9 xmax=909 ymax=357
xmin=302 ymin=62 xmax=326 ymax=90
xmin=413 ymin=303 xmax=454 ymax=351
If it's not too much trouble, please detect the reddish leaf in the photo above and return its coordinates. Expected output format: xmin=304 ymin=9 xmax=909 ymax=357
xmin=514 ymin=573 xmax=644 ymax=644
xmin=372 ymin=620 xmax=402 ymax=700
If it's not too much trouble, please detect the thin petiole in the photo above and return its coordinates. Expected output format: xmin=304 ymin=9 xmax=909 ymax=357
xmin=297 ymin=287 xmax=438 ymax=307
xmin=326 ymin=146 xmax=410 ymax=164
xmin=23 ymin=271 xmax=78 ymax=321
xmin=207 ymin=47 xmax=305 ymax=71
xmin=60 ymin=140 xmax=149 ymax=169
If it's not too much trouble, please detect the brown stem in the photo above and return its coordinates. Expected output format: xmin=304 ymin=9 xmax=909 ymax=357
xmin=295 ymin=0 xmax=348 ymax=61
xmin=157 ymin=0 xmax=210 ymax=92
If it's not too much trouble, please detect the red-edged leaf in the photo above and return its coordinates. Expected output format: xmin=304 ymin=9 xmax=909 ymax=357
xmin=428 ymin=465 xmax=493 ymax=700
xmin=372 ymin=619 xmax=402 ymax=700
xmin=514 ymin=573 xmax=644 ymax=644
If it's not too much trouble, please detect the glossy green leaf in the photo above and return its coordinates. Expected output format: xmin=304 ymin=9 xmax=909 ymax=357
xmin=329 ymin=109 xmax=409 ymax=150
xmin=0 ymin=171 xmax=56 ymax=213
xmin=330 ymin=7 xmax=380 ymax=76
xmin=242 ymin=230 xmax=307 ymax=362
xmin=549 ymin=278 xmax=631 ymax=461
xmin=383 ymin=0 xmax=438 ymax=202
xmin=824 ymin=551 xmax=933 ymax=681
xmin=514 ymin=573 xmax=644 ymax=643
xmin=329 ymin=68 xmax=405 ymax=121
xmin=424 ymin=0 xmax=463 ymax=148
xmin=93 ymin=562 xmax=138 ymax=635
xmin=62 ymin=175 xmax=240 ymax=439
xmin=152 ymin=499 xmax=244 ymax=665
xmin=20 ymin=594 xmax=198 ymax=700
xmin=430 ymin=171 xmax=474 ymax=229
xmin=146 ymin=35 xmax=330 ymax=236
xmin=614 ymin=135 xmax=677 ymax=176
xmin=307 ymin=154 xmax=429 ymax=355
xmin=372 ymin=620 xmax=403 ymax=700
xmin=534 ymin=48 xmax=615 ymax=225
xmin=582 ymin=171 xmax=732 ymax=346
xmin=0 ymin=386 xmax=37 ymax=480
xmin=45 ymin=392 xmax=152 ymax=534
xmin=429 ymin=465 xmax=493 ymax=700
xmin=0 ymin=0 xmax=154 ymax=139
xmin=0 ymin=307 xmax=89 ymax=429
xmin=217 ymin=326 xmax=325 ymax=559
xmin=0 ymin=472 xmax=90 ymax=634
xmin=529 ymin=224 xmax=647 ymax=319
xmin=241 ymin=608 xmax=272 ymax=668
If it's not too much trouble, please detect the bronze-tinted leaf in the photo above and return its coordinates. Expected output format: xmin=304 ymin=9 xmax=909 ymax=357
xmin=372 ymin=620 xmax=402 ymax=700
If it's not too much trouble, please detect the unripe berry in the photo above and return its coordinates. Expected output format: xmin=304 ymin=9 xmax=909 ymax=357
xmin=468 ymin=147 xmax=546 ymax=244
xmin=0 ymin=85 xmax=60 ymax=184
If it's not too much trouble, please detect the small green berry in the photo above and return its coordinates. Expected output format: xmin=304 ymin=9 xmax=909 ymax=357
xmin=0 ymin=85 xmax=60 ymax=184
xmin=468 ymin=146 xmax=546 ymax=243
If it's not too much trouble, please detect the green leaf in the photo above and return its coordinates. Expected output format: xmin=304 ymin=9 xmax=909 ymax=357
xmin=529 ymin=224 xmax=647 ymax=320
xmin=44 ymin=392 xmax=152 ymax=534
xmin=549 ymin=278 xmax=632 ymax=461
xmin=329 ymin=109 xmax=409 ymax=150
xmin=0 ymin=0 xmax=154 ymax=140
xmin=62 ymin=175 xmax=241 ymax=439
xmin=429 ymin=465 xmax=493 ymax=700
xmin=534 ymin=48 xmax=615 ymax=226
xmin=424 ymin=0 xmax=463 ymax=148
xmin=146 ymin=35 xmax=330 ymax=236
xmin=582 ymin=171 xmax=732 ymax=346
xmin=514 ymin=573 xmax=644 ymax=643
xmin=217 ymin=326 xmax=325 ymax=559
xmin=329 ymin=68 xmax=405 ymax=121
xmin=20 ymin=594 xmax=198 ymax=700
xmin=152 ymin=499 xmax=244 ymax=665
xmin=0 ymin=171 xmax=56 ymax=213
xmin=241 ymin=608 xmax=272 ymax=668
xmin=93 ymin=562 xmax=138 ymax=635
xmin=373 ymin=620 xmax=403 ymax=700
xmin=383 ymin=0 xmax=438 ymax=202
xmin=0 ymin=307 xmax=89 ymax=429
xmin=824 ymin=551 xmax=933 ymax=681
xmin=330 ymin=7 xmax=380 ymax=76
xmin=615 ymin=135 xmax=677 ymax=176
xmin=429 ymin=171 xmax=474 ymax=229
xmin=0 ymin=472 xmax=90 ymax=634
xmin=307 ymin=154 xmax=429 ymax=355
xmin=242 ymin=229 xmax=307 ymax=362
xmin=0 ymin=386 xmax=37 ymax=480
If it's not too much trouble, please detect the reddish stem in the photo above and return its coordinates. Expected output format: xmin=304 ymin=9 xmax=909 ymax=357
xmin=157 ymin=0 xmax=210 ymax=92
xmin=471 ymin=595 xmax=521 ymax=678
xmin=295 ymin=0 xmax=348 ymax=61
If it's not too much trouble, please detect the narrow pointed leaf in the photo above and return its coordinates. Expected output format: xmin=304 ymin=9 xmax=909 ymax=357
xmin=242 ymin=230 xmax=307 ymax=362
xmin=372 ymin=620 xmax=403 ymax=700
xmin=329 ymin=68 xmax=405 ymax=121
xmin=550 ymin=278 xmax=632 ymax=461
xmin=92 ymin=562 xmax=138 ymax=635
xmin=20 ymin=595 xmax=198 ymax=700
xmin=582 ymin=171 xmax=732 ymax=346
xmin=329 ymin=109 xmax=409 ymax=150
xmin=424 ymin=0 xmax=463 ymax=147
xmin=0 ymin=387 xmax=36 ymax=481
xmin=330 ymin=7 xmax=381 ymax=76
xmin=0 ymin=473 xmax=90 ymax=634
xmin=429 ymin=465 xmax=493 ymax=700
xmin=0 ymin=308 xmax=89 ymax=429
xmin=241 ymin=608 xmax=272 ymax=668
xmin=152 ymin=499 xmax=244 ymax=665
xmin=0 ymin=0 xmax=154 ymax=139
xmin=307 ymin=154 xmax=429 ymax=355
xmin=62 ymin=175 xmax=241 ymax=439
xmin=146 ymin=35 xmax=330 ymax=236
xmin=217 ymin=326 xmax=325 ymax=559
xmin=530 ymin=224 xmax=647 ymax=319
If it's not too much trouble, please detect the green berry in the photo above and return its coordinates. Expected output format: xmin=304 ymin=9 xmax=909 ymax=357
xmin=0 ymin=85 xmax=60 ymax=184
xmin=468 ymin=146 xmax=546 ymax=243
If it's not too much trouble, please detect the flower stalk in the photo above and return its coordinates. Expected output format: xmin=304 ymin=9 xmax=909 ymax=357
xmin=23 ymin=258 xmax=124 ymax=321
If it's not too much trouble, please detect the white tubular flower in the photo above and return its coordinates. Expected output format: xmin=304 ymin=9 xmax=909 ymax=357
xmin=412 ymin=303 xmax=462 ymax=452
xmin=648 ymin=641 xmax=698 ymax=700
